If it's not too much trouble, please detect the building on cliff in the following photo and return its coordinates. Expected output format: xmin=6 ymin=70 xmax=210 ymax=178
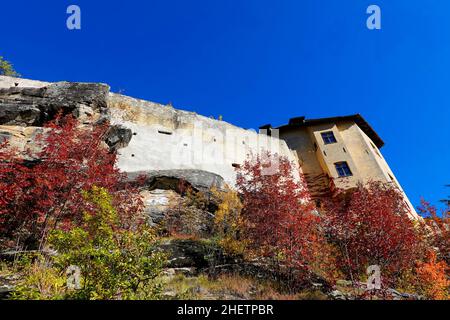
xmin=260 ymin=115 xmax=419 ymax=219
xmin=0 ymin=76 xmax=419 ymax=219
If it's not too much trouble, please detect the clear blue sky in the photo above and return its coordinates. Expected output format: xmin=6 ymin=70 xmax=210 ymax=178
xmin=1 ymin=0 xmax=449 ymax=208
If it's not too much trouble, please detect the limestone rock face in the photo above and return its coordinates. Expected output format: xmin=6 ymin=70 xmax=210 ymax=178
xmin=0 ymin=79 xmax=124 ymax=155
xmin=0 ymin=76 xmax=49 ymax=89
xmin=0 ymin=82 xmax=110 ymax=126
xmin=1 ymin=76 xmax=301 ymax=189
xmin=157 ymin=239 xmax=211 ymax=269
xmin=141 ymin=189 xmax=181 ymax=226
xmin=0 ymin=76 xmax=229 ymax=236
xmin=105 ymin=125 xmax=133 ymax=151
xmin=129 ymin=169 xmax=225 ymax=194
xmin=0 ymin=125 xmax=43 ymax=153
xmin=0 ymin=77 xmax=230 ymax=237
xmin=135 ymin=169 xmax=225 ymax=235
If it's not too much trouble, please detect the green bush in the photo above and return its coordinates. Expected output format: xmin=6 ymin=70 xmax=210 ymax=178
xmin=10 ymin=255 xmax=66 ymax=300
xmin=0 ymin=56 xmax=20 ymax=77
xmin=11 ymin=187 xmax=166 ymax=300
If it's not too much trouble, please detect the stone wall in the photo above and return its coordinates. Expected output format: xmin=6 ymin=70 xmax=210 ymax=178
xmin=108 ymin=93 xmax=299 ymax=186
xmin=0 ymin=76 xmax=300 ymax=187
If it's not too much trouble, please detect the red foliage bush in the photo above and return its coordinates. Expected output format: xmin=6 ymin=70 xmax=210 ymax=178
xmin=322 ymin=181 xmax=424 ymax=286
xmin=236 ymin=152 xmax=328 ymax=282
xmin=418 ymin=199 xmax=450 ymax=265
xmin=0 ymin=115 xmax=143 ymax=249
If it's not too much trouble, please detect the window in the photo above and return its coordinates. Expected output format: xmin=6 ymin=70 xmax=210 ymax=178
xmin=321 ymin=131 xmax=337 ymax=144
xmin=388 ymin=173 xmax=395 ymax=182
xmin=388 ymin=173 xmax=400 ymax=188
xmin=370 ymin=141 xmax=382 ymax=158
xmin=335 ymin=162 xmax=353 ymax=177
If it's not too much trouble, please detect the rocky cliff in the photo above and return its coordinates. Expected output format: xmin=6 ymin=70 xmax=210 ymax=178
xmin=0 ymin=75 xmax=299 ymax=235
xmin=0 ymin=75 xmax=299 ymax=184
xmin=0 ymin=76 xmax=233 ymax=231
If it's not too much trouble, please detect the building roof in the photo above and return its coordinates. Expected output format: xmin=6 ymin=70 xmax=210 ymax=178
xmin=260 ymin=114 xmax=385 ymax=148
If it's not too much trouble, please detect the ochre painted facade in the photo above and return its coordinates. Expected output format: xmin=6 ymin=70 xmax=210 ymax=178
xmin=266 ymin=116 xmax=419 ymax=219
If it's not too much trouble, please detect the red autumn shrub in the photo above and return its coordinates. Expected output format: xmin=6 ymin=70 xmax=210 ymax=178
xmin=236 ymin=152 xmax=329 ymax=283
xmin=0 ymin=115 xmax=143 ymax=250
xmin=418 ymin=199 xmax=450 ymax=265
xmin=322 ymin=181 xmax=424 ymax=286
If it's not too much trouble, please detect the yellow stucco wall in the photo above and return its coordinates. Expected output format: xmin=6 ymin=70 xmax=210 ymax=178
xmin=279 ymin=120 xmax=420 ymax=219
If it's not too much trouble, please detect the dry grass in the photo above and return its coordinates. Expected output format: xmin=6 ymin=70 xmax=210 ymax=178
xmin=162 ymin=272 xmax=329 ymax=300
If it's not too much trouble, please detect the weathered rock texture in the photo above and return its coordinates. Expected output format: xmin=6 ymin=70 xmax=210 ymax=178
xmin=108 ymin=93 xmax=300 ymax=186
xmin=0 ymin=75 xmax=299 ymax=234
xmin=141 ymin=189 xmax=180 ymax=226
xmin=131 ymin=169 xmax=225 ymax=232
xmin=105 ymin=125 xmax=133 ymax=151
xmin=129 ymin=169 xmax=226 ymax=194
xmin=0 ymin=75 xmax=299 ymax=188
xmin=0 ymin=81 xmax=109 ymax=126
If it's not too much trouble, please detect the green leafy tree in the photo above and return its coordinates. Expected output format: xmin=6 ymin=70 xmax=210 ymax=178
xmin=0 ymin=56 xmax=20 ymax=77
